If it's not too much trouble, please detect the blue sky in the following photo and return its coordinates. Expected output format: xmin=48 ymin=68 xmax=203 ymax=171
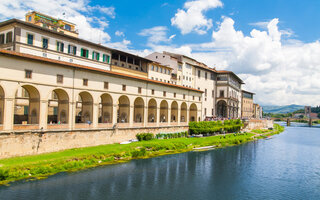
xmin=87 ymin=0 xmax=320 ymax=47
xmin=0 ymin=0 xmax=320 ymax=106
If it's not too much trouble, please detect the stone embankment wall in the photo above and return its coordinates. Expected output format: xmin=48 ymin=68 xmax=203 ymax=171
xmin=0 ymin=126 xmax=188 ymax=159
xmin=243 ymin=119 xmax=274 ymax=132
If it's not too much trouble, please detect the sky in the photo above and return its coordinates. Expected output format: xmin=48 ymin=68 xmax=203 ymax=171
xmin=1 ymin=0 xmax=320 ymax=106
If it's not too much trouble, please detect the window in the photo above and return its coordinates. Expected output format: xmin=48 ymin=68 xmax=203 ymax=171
xmin=83 ymin=79 xmax=88 ymax=86
xmin=198 ymin=70 xmax=200 ymax=78
xmin=25 ymin=70 xmax=32 ymax=79
xmin=6 ymin=32 xmax=12 ymax=43
xmin=193 ymin=96 xmax=195 ymax=100
xmin=212 ymin=90 xmax=215 ymax=98
xmin=205 ymin=72 xmax=207 ymax=80
xmin=151 ymin=77 xmax=154 ymax=80
xmin=68 ymin=45 xmax=77 ymax=55
xmin=28 ymin=16 xmax=32 ymax=21
xmin=164 ymin=69 xmax=166 ymax=74
xmin=134 ymin=59 xmax=140 ymax=66
xmin=122 ymin=84 xmax=126 ymax=91
xmin=138 ymin=87 xmax=142 ymax=94
xmin=211 ymin=73 xmax=214 ymax=80
xmin=103 ymin=54 xmax=110 ymax=63
xmin=205 ymin=108 xmax=207 ymax=115
xmin=199 ymin=96 xmax=201 ymax=101
xmin=57 ymin=74 xmax=63 ymax=83
xmin=42 ymin=38 xmax=48 ymax=49
xmin=104 ymin=82 xmax=109 ymax=89
xmin=27 ymin=34 xmax=34 ymax=45
xmin=205 ymin=89 xmax=207 ymax=97
xmin=0 ymin=34 xmax=4 ymax=44
xmin=56 ymin=41 xmax=64 ymax=52
xmin=174 ymin=93 xmax=176 ymax=98
xmin=163 ymin=91 xmax=166 ymax=97
xmin=151 ymin=65 xmax=154 ymax=71
xmin=178 ymin=64 xmax=182 ymax=70
xmin=212 ymin=109 xmax=214 ymax=115
xmin=168 ymin=70 xmax=170 ymax=75
xmin=64 ymin=24 xmax=71 ymax=31
xmin=120 ymin=55 xmax=126 ymax=62
xmin=81 ymin=48 xmax=89 ymax=58
xmin=183 ymin=94 xmax=186 ymax=99
xmin=92 ymin=51 xmax=100 ymax=61
xmin=220 ymin=90 xmax=224 ymax=97
xmin=152 ymin=89 xmax=155 ymax=95
xmin=155 ymin=66 xmax=158 ymax=72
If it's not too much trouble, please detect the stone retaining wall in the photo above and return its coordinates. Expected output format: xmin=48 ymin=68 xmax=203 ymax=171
xmin=243 ymin=119 xmax=274 ymax=132
xmin=0 ymin=126 xmax=188 ymax=159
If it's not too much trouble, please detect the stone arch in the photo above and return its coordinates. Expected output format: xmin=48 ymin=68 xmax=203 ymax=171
xmin=147 ymin=99 xmax=157 ymax=123
xmin=14 ymin=85 xmax=40 ymax=125
xmin=134 ymin=97 xmax=144 ymax=123
xmin=117 ymin=95 xmax=130 ymax=123
xmin=189 ymin=103 xmax=197 ymax=122
xmin=76 ymin=92 xmax=93 ymax=123
xmin=160 ymin=100 xmax=168 ymax=123
xmin=180 ymin=102 xmax=187 ymax=122
xmin=0 ymin=86 xmax=4 ymax=125
xmin=47 ymin=89 xmax=69 ymax=124
xmin=217 ymin=100 xmax=227 ymax=118
xmin=99 ymin=93 xmax=113 ymax=123
xmin=171 ymin=101 xmax=178 ymax=122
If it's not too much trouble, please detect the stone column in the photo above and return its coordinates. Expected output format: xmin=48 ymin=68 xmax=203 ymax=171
xmin=129 ymin=105 xmax=134 ymax=127
xmin=168 ymin=105 xmax=171 ymax=126
xmin=3 ymin=97 xmax=14 ymax=131
xmin=69 ymin=101 xmax=75 ymax=130
xmin=143 ymin=105 xmax=148 ymax=127
xmin=39 ymin=99 xmax=48 ymax=130
xmin=156 ymin=106 xmax=160 ymax=126
xmin=177 ymin=106 xmax=181 ymax=125
xmin=92 ymin=102 xmax=99 ymax=128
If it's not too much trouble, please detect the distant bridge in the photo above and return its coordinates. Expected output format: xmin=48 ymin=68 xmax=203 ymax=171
xmin=272 ymin=117 xmax=318 ymax=127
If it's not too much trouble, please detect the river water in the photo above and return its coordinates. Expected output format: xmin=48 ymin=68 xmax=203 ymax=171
xmin=1 ymin=123 xmax=320 ymax=200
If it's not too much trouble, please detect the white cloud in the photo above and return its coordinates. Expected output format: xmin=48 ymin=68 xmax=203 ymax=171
xmin=105 ymin=39 xmax=131 ymax=51
xmin=139 ymin=26 xmax=175 ymax=46
xmin=190 ymin=17 xmax=320 ymax=106
xmin=115 ymin=31 xmax=125 ymax=37
xmin=0 ymin=0 xmax=113 ymax=43
xmin=171 ymin=0 xmax=223 ymax=35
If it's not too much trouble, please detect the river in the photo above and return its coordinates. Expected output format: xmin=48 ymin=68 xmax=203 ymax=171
xmin=1 ymin=123 xmax=320 ymax=200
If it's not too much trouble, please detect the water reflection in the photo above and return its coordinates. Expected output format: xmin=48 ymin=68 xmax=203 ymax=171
xmin=1 ymin=125 xmax=320 ymax=200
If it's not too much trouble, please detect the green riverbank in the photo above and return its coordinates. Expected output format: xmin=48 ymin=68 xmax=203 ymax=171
xmin=0 ymin=124 xmax=284 ymax=185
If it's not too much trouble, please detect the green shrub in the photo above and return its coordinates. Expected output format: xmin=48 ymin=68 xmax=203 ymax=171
xmin=0 ymin=169 xmax=9 ymax=181
xmin=189 ymin=120 xmax=244 ymax=135
xmin=136 ymin=133 xmax=154 ymax=141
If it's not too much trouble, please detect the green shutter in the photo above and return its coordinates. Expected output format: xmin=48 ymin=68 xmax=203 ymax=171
xmin=68 ymin=45 xmax=71 ymax=54
xmin=86 ymin=50 xmax=89 ymax=58
xmin=74 ymin=46 xmax=77 ymax=55
xmin=56 ymin=42 xmax=59 ymax=51
xmin=81 ymin=48 xmax=84 ymax=57
xmin=92 ymin=52 xmax=94 ymax=60
xmin=97 ymin=53 xmax=100 ymax=61
xmin=103 ymin=54 xmax=106 ymax=62
xmin=107 ymin=55 xmax=110 ymax=63
xmin=61 ymin=43 xmax=64 ymax=52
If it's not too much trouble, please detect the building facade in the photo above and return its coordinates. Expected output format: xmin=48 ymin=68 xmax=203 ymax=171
xmin=0 ymin=49 xmax=202 ymax=132
xmin=241 ymin=90 xmax=254 ymax=119
xmin=0 ymin=11 xmax=252 ymax=132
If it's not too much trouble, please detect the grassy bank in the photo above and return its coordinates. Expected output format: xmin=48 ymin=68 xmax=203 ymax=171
xmin=0 ymin=124 xmax=284 ymax=185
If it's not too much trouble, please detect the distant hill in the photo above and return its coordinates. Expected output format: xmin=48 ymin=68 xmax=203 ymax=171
xmin=262 ymin=104 xmax=304 ymax=114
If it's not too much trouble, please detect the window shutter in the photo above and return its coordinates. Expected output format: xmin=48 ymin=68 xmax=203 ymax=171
xmin=103 ymin=54 xmax=106 ymax=62
xmin=86 ymin=50 xmax=89 ymax=58
xmin=56 ymin=42 xmax=59 ymax=51
xmin=68 ymin=45 xmax=71 ymax=54
xmin=81 ymin=48 xmax=84 ymax=57
xmin=74 ymin=46 xmax=77 ymax=55
xmin=107 ymin=55 xmax=110 ymax=63
xmin=97 ymin=53 xmax=100 ymax=61
xmin=92 ymin=52 xmax=94 ymax=60
xmin=61 ymin=43 xmax=64 ymax=52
